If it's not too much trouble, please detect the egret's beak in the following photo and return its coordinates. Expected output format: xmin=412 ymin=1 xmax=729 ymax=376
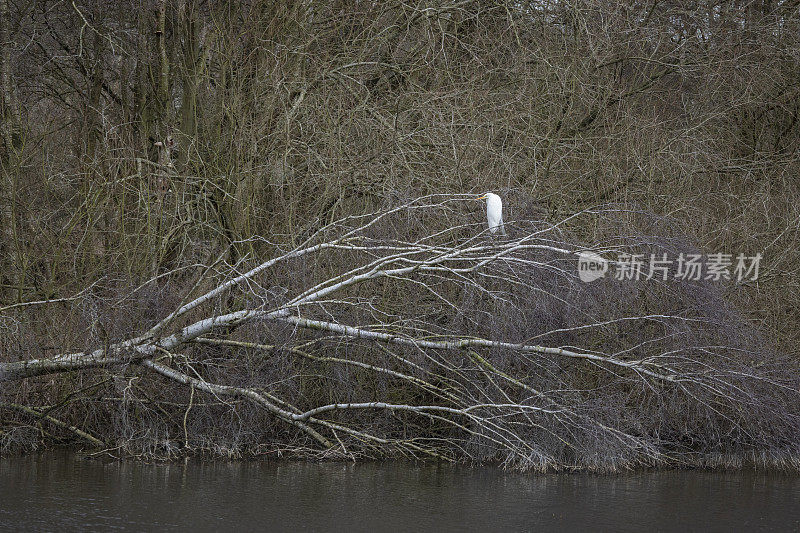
xmin=475 ymin=194 xmax=488 ymax=200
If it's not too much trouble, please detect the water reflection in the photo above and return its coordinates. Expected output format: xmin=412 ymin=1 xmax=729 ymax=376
xmin=1 ymin=453 xmax=799 ymax=531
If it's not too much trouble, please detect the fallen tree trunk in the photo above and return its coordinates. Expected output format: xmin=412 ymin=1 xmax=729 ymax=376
xmin=1 ymin=198 xmax=798 ymax=470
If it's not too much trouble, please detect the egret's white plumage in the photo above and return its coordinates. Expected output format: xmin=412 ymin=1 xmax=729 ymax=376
xmin=477 ymin=192 xmax=505 ymax=235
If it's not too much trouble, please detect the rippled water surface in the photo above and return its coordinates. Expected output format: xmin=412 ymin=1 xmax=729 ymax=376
xmin=1 ymin=453 xmax=799 ymax=531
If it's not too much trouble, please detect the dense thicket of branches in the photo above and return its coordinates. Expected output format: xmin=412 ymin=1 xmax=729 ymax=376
xmin=1 ymin=1 xmax=799 ymax=469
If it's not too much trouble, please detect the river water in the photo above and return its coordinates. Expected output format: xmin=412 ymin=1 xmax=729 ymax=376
xmin=1 ymin=452 xmax=799 ymax=531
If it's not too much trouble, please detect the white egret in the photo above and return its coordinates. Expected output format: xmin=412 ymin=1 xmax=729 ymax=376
xmin=476 ymin=192 xmax=506 ymax=235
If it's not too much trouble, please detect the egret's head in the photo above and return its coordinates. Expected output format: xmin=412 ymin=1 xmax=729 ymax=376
xmin=475 ymin=193 xmax=489 ymax=201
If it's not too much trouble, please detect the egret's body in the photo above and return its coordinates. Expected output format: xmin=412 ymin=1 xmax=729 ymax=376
xmin=477 ymin=192 xmax=505 ymax=235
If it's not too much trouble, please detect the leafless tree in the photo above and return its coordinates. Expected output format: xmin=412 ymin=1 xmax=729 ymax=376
xmin=0 ymin=1 xmax=799 ymax=468
xmin=2 ymin=197 xmax=798 ymax=469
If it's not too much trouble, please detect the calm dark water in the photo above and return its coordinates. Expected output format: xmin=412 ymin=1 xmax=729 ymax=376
xmin=1 ymin=453 xmax=799 ymax=532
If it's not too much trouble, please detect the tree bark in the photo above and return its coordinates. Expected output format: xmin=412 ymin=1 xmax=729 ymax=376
xmin=0 ymin=0 xmax=20 ymax=156
xmin=156 ymin=0 xmax=169 ymax=135
xmin=179 ymin=0 xmax=199 ymax=144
